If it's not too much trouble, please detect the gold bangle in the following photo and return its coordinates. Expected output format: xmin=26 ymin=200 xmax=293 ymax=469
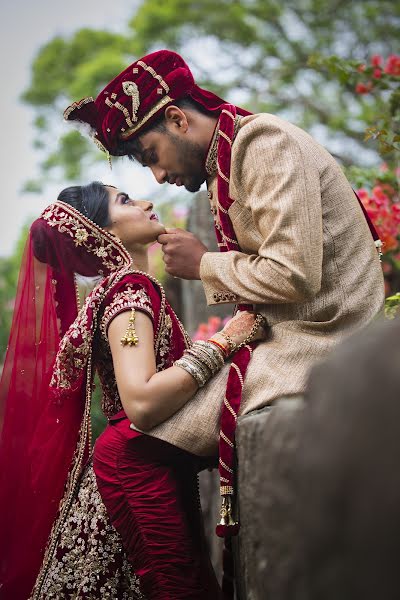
xmin=208 ymin=338 xmax=228 ymax=357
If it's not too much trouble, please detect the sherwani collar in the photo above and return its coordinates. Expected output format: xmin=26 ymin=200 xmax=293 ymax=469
xmin=205 ymin=115 xmax=242 ymax=178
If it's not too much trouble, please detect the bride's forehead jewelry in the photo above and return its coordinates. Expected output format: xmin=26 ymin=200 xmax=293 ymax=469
xmin=80 ymin=199 xmax=89 ymax=218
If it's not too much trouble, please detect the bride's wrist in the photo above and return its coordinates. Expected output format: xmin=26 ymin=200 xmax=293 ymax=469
xmin=208 ymin=332 xmax=235 ymax=357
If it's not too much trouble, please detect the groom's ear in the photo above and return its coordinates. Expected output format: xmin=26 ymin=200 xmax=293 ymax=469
xmin=164 ymin=105 xmax=189 ymax=133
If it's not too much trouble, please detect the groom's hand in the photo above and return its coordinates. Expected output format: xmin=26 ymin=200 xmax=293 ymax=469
xmin=157 ymin=228 xmax=208 ymax=280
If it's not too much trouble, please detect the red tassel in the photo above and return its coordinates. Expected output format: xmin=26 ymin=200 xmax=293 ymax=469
xmin=216 ymin=522 xmax=240 ymax=538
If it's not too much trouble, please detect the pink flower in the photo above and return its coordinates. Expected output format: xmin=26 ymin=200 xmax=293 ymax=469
xmin=382 ymin=262 xmax=392 ymax=274
xmin=373 ymin=68 xmax=382 ymax=79
xmin=357 ymin=63 xmax=366 ymax=73
xmin=371 ymin=55 xmax=383 ymax=67
xmin=355 ymin=82 xmax=372 ymax=94
xmin=357 ymin=188 xmax=369 ymax=200
xmin=193 ymin=322 xmax=210 ymax=341
xmin=357 ymin=186 xmax=400 ymax=256
xmin=384 ymin=55 xmax=400 ymax=76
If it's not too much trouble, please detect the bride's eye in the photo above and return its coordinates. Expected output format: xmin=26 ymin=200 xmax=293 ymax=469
xmin=121 ymin=194 xmax=131 ymax=204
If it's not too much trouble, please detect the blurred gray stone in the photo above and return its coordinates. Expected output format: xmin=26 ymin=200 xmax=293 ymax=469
xmin=234 ymin=398 xmax=304 ymax=600
xmin=182 ymin=191 xmax=231 ymax=334
xmin=199 ymin=469 xmax=224 ymax=579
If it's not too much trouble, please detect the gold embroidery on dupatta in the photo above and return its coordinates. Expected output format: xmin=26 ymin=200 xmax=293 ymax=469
xmin=42 ymin=201 xmax=132 ymax=274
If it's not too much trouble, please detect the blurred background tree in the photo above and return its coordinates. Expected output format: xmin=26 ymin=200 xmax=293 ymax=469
xmin=309 ymin=52 xmax=400 ymax=294
xmin=22 ymin=0 xmax=399 ymax=186
xmin=0 ymin=225 xmax=29 ymax=364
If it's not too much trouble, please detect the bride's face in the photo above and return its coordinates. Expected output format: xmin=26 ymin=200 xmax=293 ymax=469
xmin=106 ymin=186 xmax=166 ymax=246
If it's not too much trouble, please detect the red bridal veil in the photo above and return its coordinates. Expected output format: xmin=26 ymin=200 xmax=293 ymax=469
xmin=0 ymin=201 xmax=132 ymax=599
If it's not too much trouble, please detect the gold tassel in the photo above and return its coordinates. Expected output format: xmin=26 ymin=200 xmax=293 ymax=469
xmin=120 ymin=308 xmax=139 ymax=346
xmin=107 ymin=150 xmax=112 ymax=170
xmin=216 ymin=494 xmax=240 ymax=537
xmin=218 ymin=495 xmax=237 ymax=527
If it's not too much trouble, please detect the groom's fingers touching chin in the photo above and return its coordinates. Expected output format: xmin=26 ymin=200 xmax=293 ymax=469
xmin=158 ymin=230 xmax=185 ymax=245
xmin=157 ymin=233 xmax=171 ymax=245
xmin=165 ymin=227 xmax=183 ymax=234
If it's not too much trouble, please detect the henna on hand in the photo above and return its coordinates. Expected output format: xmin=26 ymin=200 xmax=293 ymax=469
xmin=218 ymin=311 xmax=267 ymax=352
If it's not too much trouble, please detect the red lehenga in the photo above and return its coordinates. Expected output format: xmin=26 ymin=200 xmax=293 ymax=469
xmin=0 ymin=202 xmax=219 ymax=600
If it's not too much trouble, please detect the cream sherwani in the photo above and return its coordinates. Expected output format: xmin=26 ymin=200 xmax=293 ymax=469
xmin=201 ymin=113 xmax=384 ymax=414
xmin=148 ymin=112 xmax=384 ymax=455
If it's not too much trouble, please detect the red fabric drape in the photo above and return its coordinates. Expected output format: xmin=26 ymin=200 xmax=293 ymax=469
xmin=0 ymin=232 xmax=83 ymax=599
xmin=0 ymin=202 xmax=132 ymax=599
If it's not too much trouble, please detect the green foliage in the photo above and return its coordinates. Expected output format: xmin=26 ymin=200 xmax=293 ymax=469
xmin=309 ymin=53 xmax=400 ymax=160
xmin=22 ymin=27 xmax=133 ymax=189
xmin=23 ymin=29 xmax=130 ymax=106
xmin=385 ymin=293 xmax=400 ymax=319
xmin=311 ymin=51 xmax=400 ymax=295
xmin=22 ymin=0 xmax=400 ymax=185
xmin=0 ymin=225 xmax=30 ymax=362
xmin=41 ymin=131 xmax=92 ymax=180
xmin=91 ymin=375 xmax=107 ymax=441
xmin=129 ymin=0 xmax=399 ymax=156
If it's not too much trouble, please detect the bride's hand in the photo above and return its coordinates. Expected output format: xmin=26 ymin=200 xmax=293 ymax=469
xmin=210 ymin=311 xmax=267 ymax=356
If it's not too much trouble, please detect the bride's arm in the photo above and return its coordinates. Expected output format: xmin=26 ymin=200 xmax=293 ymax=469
xmin=109 ymin=311 xmax=198 ymax=431
xmin=108 ymin=310 xmax=264 ymax=431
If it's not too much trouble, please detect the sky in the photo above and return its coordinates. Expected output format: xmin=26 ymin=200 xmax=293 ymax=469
xmin=0 ymin=0 xmax=190 ymax=257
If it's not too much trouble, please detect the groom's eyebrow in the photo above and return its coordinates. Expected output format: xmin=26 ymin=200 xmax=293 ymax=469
xmin=130 ymin=140 xmax=145 ymax=164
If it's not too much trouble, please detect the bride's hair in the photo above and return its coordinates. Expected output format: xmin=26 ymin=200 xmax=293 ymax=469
xmin=58 ymin=181 xmax=111 ymax=228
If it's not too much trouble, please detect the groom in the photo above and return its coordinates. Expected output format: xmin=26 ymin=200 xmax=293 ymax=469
xmin=65 ymin=49 xmax=383 ymax=415
xmin=65 ymin=49 xmax=384 ymax=589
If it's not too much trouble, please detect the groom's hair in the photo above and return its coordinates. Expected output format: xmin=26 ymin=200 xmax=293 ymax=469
xmin=113 ymin=96 xmax=211 ymax=161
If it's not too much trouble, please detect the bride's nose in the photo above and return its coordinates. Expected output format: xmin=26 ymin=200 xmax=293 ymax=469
xmin=138 ymin=200 xmax=153 ymax=211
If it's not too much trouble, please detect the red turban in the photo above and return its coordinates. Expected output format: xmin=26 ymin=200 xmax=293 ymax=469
xmin=64 ymin=49 xmax=249 ymax=156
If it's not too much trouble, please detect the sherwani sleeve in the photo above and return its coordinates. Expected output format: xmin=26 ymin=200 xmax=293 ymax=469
xmin=200 ymin=121 xmax=323 ymax=305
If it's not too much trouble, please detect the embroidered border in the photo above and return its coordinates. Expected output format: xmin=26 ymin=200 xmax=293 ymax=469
xmin=42 ymin=201 xmax=132 ymax=274
xmin=137 ymin=60 xmax=170 ymax=93
xmin=100 ymin=286 xmax=154 ymax=339
xmin=63 ymin=96 xmax=95 ymax=121
xmin=120 ymin=95 xmax=172 ymax=139
xmin=105 ymin=97 xmax=134 ymax=128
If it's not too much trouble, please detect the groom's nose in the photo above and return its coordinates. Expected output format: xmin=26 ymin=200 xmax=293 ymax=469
xmin=150 ymin=165 xmax=167 ymax=184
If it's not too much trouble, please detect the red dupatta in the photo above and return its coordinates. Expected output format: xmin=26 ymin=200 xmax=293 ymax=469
xmin=0 ymin=201 xmax=132 ymax=600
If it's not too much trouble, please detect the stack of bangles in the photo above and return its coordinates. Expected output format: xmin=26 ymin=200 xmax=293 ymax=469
xmin=174 ymin=313 xmax=265 ymax=388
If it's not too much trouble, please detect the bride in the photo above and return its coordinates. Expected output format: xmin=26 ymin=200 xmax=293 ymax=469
xmin=0 ymin=182 xmax=264 ymax=599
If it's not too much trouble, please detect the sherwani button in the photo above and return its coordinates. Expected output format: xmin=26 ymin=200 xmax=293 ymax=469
xmin=207 ymin=191 xmax=213 ymax=200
